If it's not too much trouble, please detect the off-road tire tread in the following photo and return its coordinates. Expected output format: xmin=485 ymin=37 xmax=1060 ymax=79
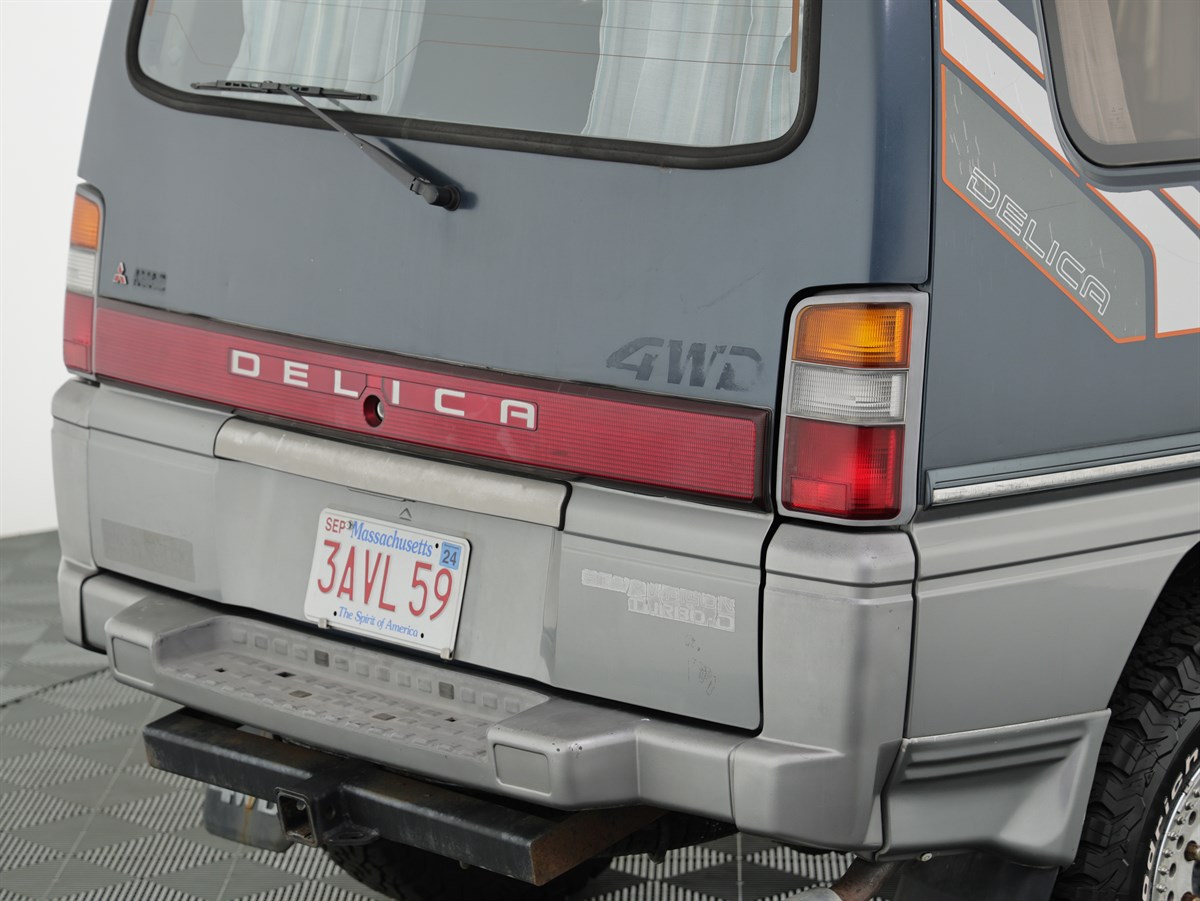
xmin=1053 ymin=557 xmax=1200 ymax=901
xmin=326 ymin=840 xmax=610 ymax=901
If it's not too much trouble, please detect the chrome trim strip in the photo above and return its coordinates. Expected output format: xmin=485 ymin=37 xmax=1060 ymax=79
xmin=215 ymin=420 xmax=567 ymax=527
xmin=930 ymin=452 xmax=1200 ymax=505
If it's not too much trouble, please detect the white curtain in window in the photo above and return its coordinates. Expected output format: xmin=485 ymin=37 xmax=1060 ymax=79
xmin=228 ymin=0 xmax=425 ymax=114
xmin=584 ymin=0 xmax=801 ymax=146
xmin=1055 ymin=0 xmax=1136 ymax=144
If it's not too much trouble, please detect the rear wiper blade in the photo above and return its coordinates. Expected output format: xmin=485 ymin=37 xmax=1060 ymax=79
xmin=192 ymin=80 xmax=461 ymax=211
xmin=191 ymin=79 xmax=374 ymax=101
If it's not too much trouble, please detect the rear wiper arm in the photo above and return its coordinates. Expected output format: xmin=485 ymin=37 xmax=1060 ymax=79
xmin=192 ymin=80 xmax=461 ymax=211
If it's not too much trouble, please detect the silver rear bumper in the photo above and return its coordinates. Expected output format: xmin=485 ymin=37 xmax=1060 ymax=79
xmin=57 ymin=379 xmax=1108 ymax=864
xmin=103 ymin=584 xmax=737 ymax=811
xmin=88 ymin=574 xmax=1106 ymax=867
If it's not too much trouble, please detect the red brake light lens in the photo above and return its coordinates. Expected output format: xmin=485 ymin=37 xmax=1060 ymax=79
xmin=781 ymin=417 xmax=903 ymax=519
xmin=64 ymin=294 xmax=94 ymax=373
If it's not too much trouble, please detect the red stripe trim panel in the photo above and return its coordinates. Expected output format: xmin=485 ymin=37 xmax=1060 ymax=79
xmin=93 ymin=303 xmax=767 ymax=502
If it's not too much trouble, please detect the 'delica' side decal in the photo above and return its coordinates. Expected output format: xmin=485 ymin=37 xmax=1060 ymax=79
xmin=939 ymin=0 xmax=1200 ymax=341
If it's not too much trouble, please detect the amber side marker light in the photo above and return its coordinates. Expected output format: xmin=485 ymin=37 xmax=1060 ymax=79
xmin=64 ymin=192 xmax=100 ymax=373
xmin=781 ymin=302 xmax=913 ymax=519
xmin=793 ymin=303 xmax=910 ymax=368
xmin=70 ymin=194 xmax=101 ymax=250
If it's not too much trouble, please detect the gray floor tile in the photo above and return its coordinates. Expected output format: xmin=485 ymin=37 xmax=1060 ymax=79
xmin=2 ymin=710 xmax=135 ymax=750
xmin=0 ymin=661 xmax=62 ymax=692
xmin=65 ymin=732 xmax=158 ymax=769
xmin=0 ymin=830 xmax=64 ymax=870
xmin=669 ymin=859 xmax=819 ymax=901
xmin=79 ymin=832 xmax=235 ymax=878
xmin=2 ymin=697 xmax=92 ymax=726
xmin=53 ymin=884 xmax=206 ymax=901
xmin=3 ymin=856 xmax=133 ymax=898
xmin=153 ymin=858 xmax=305 ymax=901
xmin=0 ymin=788 xmax=91 ymax=831
xmin=43 ymin=768 xmax=182 ymax=808
xmin=43 ymin=676 xmax=148 ymax=712
xmin=90 ymin=697 xmax=179 ymax=729
xmin=105 ymin=788 xmax=206 ymax=833
xmin=19 ymin=641 xmax=106 ymax=669
xmin=14 ymin=812 xmax=156 ymax=854
xmin=0 ymin=621 xmax=54 ymax=648
xmin=0 ymin=684 xmax=51 ymax=706
xmin=242 ymin=845 xmax=343 ymax=880
xmin=176 ymin=825 xmax=260 ymax=857
xmin=0 ymin=747 xmax=114 ymax=789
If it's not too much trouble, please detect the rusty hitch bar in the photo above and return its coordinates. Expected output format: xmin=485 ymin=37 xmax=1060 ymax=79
xmin=143 ymin=709 xmax=661 ymax=885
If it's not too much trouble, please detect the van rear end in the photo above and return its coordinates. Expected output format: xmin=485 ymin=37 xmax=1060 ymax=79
xmin=53 ymin=2 xmax=1200 ymax=900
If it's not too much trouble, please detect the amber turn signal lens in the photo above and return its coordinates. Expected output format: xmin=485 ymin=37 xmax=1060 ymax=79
xmin=793 ymin=303 xmax=911 ymax=368
xmin=70 ymin=194 xmax=101 ymax=250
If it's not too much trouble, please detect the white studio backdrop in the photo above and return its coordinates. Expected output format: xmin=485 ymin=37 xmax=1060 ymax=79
xmin=1 ymin=0 xmax=112 ymax=537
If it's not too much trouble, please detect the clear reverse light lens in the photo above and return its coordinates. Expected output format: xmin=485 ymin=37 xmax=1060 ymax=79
xmin=66 ymin=247 xmax=96 ymax=295
xmin=789 ymin=363 xmax=906 ymax=424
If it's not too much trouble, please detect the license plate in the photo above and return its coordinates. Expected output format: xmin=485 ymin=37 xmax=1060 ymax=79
xmin=303 ymin=509 xmax=470 ymax=657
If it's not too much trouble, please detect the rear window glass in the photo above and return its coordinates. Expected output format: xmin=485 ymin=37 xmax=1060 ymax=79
xmin=135 ymin=0 xmax=811 ymax=155
xmin=1042 ymin=0 xmax=1200 ymax=167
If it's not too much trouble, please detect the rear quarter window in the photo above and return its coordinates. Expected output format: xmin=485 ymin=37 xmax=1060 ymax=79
xmin=132 ymin=0 xmax=819 ymax=167
xmin=1042 ymin=0 xmax=1200 ymax=167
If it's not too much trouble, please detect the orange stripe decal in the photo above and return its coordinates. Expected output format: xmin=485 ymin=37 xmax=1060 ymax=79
xmin=1160 ymin=189 xmax=1200 ymax=233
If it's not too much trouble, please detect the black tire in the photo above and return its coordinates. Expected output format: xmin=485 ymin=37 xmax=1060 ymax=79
xmin=326 ymin=839 xmax=611 ymax=901
xmin=1054 ymin=561 xmax=1200 ymax=901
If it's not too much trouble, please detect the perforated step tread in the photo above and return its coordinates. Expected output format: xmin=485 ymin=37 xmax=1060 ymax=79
xmin=158 ymin=617 xmax=549 ymax=765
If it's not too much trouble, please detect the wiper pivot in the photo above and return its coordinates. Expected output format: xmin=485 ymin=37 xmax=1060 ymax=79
xmin=191 ymin=80 xmax=461 ymax=211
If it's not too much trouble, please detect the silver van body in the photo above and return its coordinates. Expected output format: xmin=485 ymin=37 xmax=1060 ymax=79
xmin=54 ymin=0 xmax=1200 ymax=897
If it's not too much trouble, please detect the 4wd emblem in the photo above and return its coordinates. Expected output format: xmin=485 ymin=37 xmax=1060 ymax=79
xmin=607 ymin=338 xmax=763 ymax=391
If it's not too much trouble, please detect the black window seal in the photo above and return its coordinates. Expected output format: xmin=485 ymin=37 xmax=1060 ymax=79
xmin=1039 ymin=0 xmax=1199 ymax=169
xmin=125 ymin=0 xmax=821 ymax=171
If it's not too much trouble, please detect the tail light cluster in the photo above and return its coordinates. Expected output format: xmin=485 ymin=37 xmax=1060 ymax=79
xmin=64 ymin=189 xmax=101 ymax=374
xmin=777 ymin=293 xmax=926 ymax=522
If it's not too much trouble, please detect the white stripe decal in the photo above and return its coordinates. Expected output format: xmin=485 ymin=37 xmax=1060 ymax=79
xmin=1163 ymin=186 xmax=1200 ymax=229
xmin=942 ymin=3 xmax=1069 ymax=164
xmin=1096 ymin=189 xmax=1200 ymax=336
xmin=957 ymin=0 xmax=1044 ymax=75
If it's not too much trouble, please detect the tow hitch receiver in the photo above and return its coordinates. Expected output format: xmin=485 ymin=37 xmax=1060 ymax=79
xmin=274 ymin=765 xmax=379 ymax=848
xmin=143 ymin=709 xmax=661 ymax=885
